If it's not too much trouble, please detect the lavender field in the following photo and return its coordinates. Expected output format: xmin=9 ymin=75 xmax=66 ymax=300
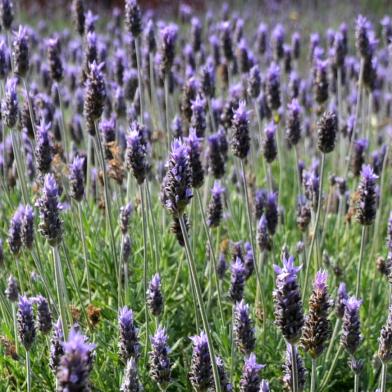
xmin=0 ymin=0 xmax=391 ymax=391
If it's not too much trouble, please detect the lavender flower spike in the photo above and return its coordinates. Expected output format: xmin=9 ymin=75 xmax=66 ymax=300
xmin=341 ymin=296 xmax=362 ymax=356
xmin=36 ymin=174 xmax=63 ymax=246
xmin=57 ymin=328 xmax=95 ymax=391
xmin=121 ymin=357 xmax=143 ymax=392
xmin=119 ymin=306 xmax=140 ymax=362
xmin=8 ymin=204 xmax=24 ymax=255
xmin=189 ymin=331 xmax=212 ymax=391
xmin=234 ymin=300 xmax=256 ymax=355
xmin=12 ymin=25 xmax=29 ymax=77
xmin=35 ymin=118 xmax=53 ymax=175
xmin=21 ymin=204 xmax=34 ymax=249
xmin=5 ymin=275 xmax=19 ymax=302
xmin=125 ymin=0 xmax=142 ymax=38
xmin=69 ymin=156 xmax=85 ymax=202
xmin=35 ymin=294 xmax=52 ymax=334
xmin=2 ymin=76 xmax=18 ymax=128
xmin=231 ymin=101 xmax=250 ymax=160
xmin=355 ymin=165 xmax=378 ymax=226
xmin=229 ymin=257 xmax=246 ymax=303
xmin=336 ymin=282 xmax=348 ymax=319
xmin=239 ymin=353 xmax=265 ymax=392
xmin=49 ymin=318 xmax=64 ymax=373
xmin=147 ymin=273 xmax=164 ymax=317
xmin=378 ymin=306 xmax=392 ymax=363
xmin=273 ymin=255 xmax=304 ymax=344
xmin=160 ymin=139 xmax=193 ymax=217
xmin=207 ymin=181 xmax=225 ymax=228
xmin=17 ymin=295 xmax=36 ymax=351
xmin=149 ymin=326 xmax=171 ymax=388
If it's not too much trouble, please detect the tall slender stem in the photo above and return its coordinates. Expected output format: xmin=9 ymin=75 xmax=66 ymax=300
xmin=93 ymin=124 xmax=119 ymax=282
xmin=146 ymin=181 xmax=160 ymax=273
xmin=11 ymin=130 xmax=29 ymax=204
xmin=291 ymin=344 xmax=299 ymax=392
xmin=354 ymin=372 xmax=359 ymax=392
xmin=355 ymin=225 xmax=367 ymax=298
xmin=56 ymin=83 xmax=69 ymax=162
xmin=320 ymin=345 xmax=342 ymax=390
xmin=178 ymin=214 xmax=222 ymax=392
xmin=26 ymin=350 xmax=31 ymax=392
xmin=381 ymin=362 xmax=387 ymax=392
xmin=310 ymin=358 xmax=317 ymax=392
xmin=77 ymin=202 xmax=91 ymax=302
xmin=195 ymin=189 xmax=224 ymax=325
xmin=53 ymin=246 xmax=69 ymax=340
xmin=140 ymin=183 xmax=149 ymax=362
xmin=303 ymin=153 xmax=325 ymax=301
xmin=324 ymin=318 xmax=341 ymax=364
xmin=12 ymin=303 xmax=18 ymax=355
xmin=164 ymin=75 xmax=170 ymax=151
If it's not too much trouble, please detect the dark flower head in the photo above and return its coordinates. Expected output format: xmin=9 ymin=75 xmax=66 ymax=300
xmin=50 ymin=318 xmax=64 ymax=373
xmin=355 ymin=165 xmax=378 ymax=226
xmin=21 ymin=204 xmax=34 ymax=249
xmin=292 ymin=31 xmax=301 ymax=59
xmin=317 ymin=111 xmax=337 ymax=154
xmin=207 ymin=181 xmax=225 ymax=228
xmin=217 ymin=252 xmax=228 ymax=280
xmin=147 ymin=274 xmax=164 ymax=317
xmin=17 ymin=295 xmax=36 ymax=351
xmin=5 ymin=275 xmax=18 ymax=302
xmin=351 ymin=138 xmax=368 ymax=177
xmin=220 ymin=21 xmax=234 ymax=61
xmin=272 ymin=23 xmax=285 ymax=61
xmin=257 ymin=215 xmax=272 ymax=252
xmin=35 ymin=295 xmax=52 ymax=334
xmin=125 ymin=0 xmax=142 ymax=38
xmin=273 ymin=255 xmax=304 ymax=344
xmin=84 ymin=10 xmax=99 ymax=33
xmin=231 ymin=101 xmax=250 ymax=160
xmin=69 ymin=156 xmax=85 ymax=202
xmin=301 ymin=270 xmax=332 ymax=358
xmin=201 ymin=61 xmax=215 ymax=98
xmin=378 ymin=306 xmax=392 ymax=363
xmin=71 ymin=0 xmax=85 ymax=36
xmin=35 ymin=118 xmax=53 ymax=175
xmin=356 ymin=15 xmax=372 ymax=59
xmin=266 ymin=63 xmax=281 ymax=111
xmin=229 ymin=257 xmax=246 ymax=303
xmin=36 ymin=174 xmax=63 ymax=246
xmin=0 ymin=0 xmax=14 ymax=30
xmin=191 ymin=95 xmax=207 ymax=137
xmin=341 ymin=296 xmax=362 ymax=356
xmin=57 ymin=328 xmax=95 ymax=391
xmin=47 ymin=37 xmax=63 ymax=82
xmin=8 ymin=204 xmax=24 ymax=255
xmin=119 ymin=306 xmax=140 ymax=362
xmin=161 ymin=139 xmax=193 ymax=217
xmin=2 ymin=76 xmax=18 ymax=128
xmin=120 ymin=203 xmax=133 ymax=235
xmin=12 ymin=25 xmax=29 ymax=77
xmin=239 ymin=353 xmax=265 ymax=392
xmin=189 ymin=331 xmax=212 ymax=391
xmin=126 ymin=122 xmax=150 ymax=184
xmin=313 ymin=59 xmax=329 ymax=105
xmin=247 ymin=65 xmax=261 ymax=99
xmin=263 ymin=122 xmax=277 ymax=163
xmin=265 ymin=192 xmax=278 ymax=235
xmin=149 ymin=326 xmax=171 ymax=388
xmin=83 ymin=61 xmax=106 ymax=130
xmin=186 ymin=129 xmax=204 ymax=189
xmin=234 ymin=300 xmax=256 ymax=355
xmin=286 ymin=99 xmax=302 ymax=146
xmin=207 ymin=132 xmax=226 ymax=179
xmin=159 ymin=24 xmax=178 ymax=76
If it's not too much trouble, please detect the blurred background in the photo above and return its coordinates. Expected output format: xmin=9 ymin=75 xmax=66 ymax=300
xmin=18 ymin=0 xmax=391 ymax=18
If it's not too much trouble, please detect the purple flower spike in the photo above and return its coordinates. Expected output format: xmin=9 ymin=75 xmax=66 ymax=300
xmin=119 ymin=306 xmax=140 ymax=362
xmin=186 ymin=129 xmax=204 ymax=189
xmin=69 ymin=156 xmax=85 ymax=202
xmin=234 ymin=300 xmax=255 ymax=355
xmin=231 ymin=101 xmax=250 ymax=160
xmin=149 ymin=326 xmax=171 ymax=388
xmin=341 ymin=296 xmax=362 ymax=356
xmin=239 ymin=353 xmax=265 ymax=392
xmin=36 ymin=173 xmax=63 ymax=246
xmin=159 ymin=24 xmax=178 ymax=76
xmin=229 ymin=257 xmax=246 ymax=303
xmin=57 ymin=328 xmax=95 ymax=390
xmin=273 ymin=255 xmax=304 ymax=344
xmin=50 ymin=318 xmax=64 ymax=373
xmin=207 ymin=181 xmax=225 ymax=228
xmin=263 ymin=122 xmax=277 ymax=164
xmin=355 ymin=165 xmax=378 ymax=226
xmin=147 ymin=273 xmax=164 ymax=317
xmin=266 ymin=63 xmax=281 ymax=111
xmin=190 ymin=331 xmax=212 ymax=391
xmin=8 ymin=204 xmax=25 ymax=255
xmin=35 ymin=118 xmax=53 ymax=175
xmin=160 ymin=139 xmax=193 ymax=217
xmin=21 ymin=204 xmax=34 ymax=249
xmin=17 ymin=295 xmax=36 ymax=351
xmin=12 ymin=25 xmax=29 ymax=77
xmin=2 ymin=76 xmax=18 ymax=128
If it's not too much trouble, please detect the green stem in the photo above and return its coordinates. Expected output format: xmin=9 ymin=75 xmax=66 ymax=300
xmin=291 ymin=344 xmax=299 ymax=392
xmin=311 ymin=358 xmax=317 ymax=392
xmin=355 ymin=225 xmax=367 ymax=298
xmin=381 ymin=362 xmax=387 ymax=392
xmin=195 ymin=189 xmax=224 ymax=325
xmin=320 ymin=345 xmax=342 ymax=390
xmin=146 ymin=181 xmax=160 ymax=273
xmin=303 ymin=153 xmax=325 ymax=302
xmin=26 ymin=350 xmax=31 ymax=392
xmin=354 ymin=371 xmax=359 ymax=392
xmin=178 ymin=214 xmax=222 ymax=392
xmin=53 ymin=246 xmax=69 ymax=340
xmin=11 ymin=130 xmax=29 ymax=204
xmin=77 ymin=202 xmax=91 ymax=303
xmin=140 ymin=184 xmax=149 ymax=363
xmin=324 ymin=318 xmax=341 ymax=365
xmin=12 ymin=303 xmax=18 ymax=355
